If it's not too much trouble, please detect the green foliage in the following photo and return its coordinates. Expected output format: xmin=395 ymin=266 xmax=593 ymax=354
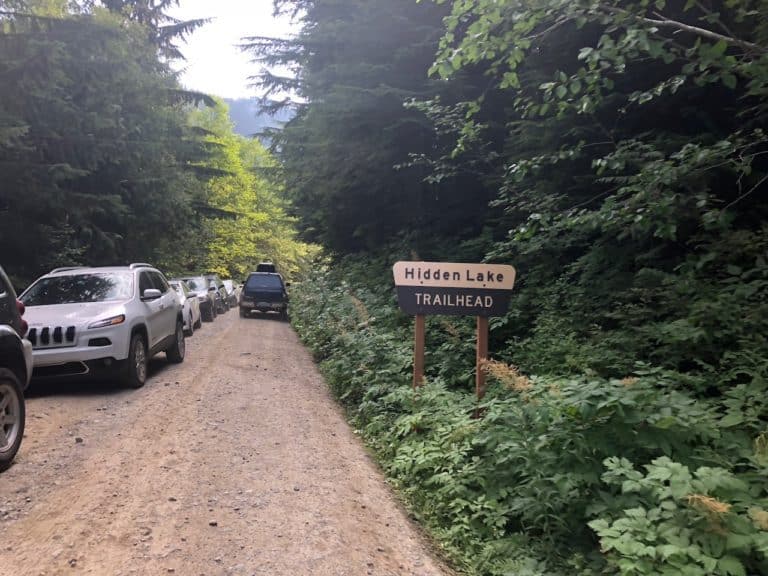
xmin=290 ymin=257 xmax=768 ymax=575
xmin=590 ymin=457 xmax=768 ymax=576
xmin=0 ymin=5 xmax=210 ymax=283
xmin=0 ymin=3 xmax=310 ymax=285
xmin=246 ymin=0 xmax=500 ymax=254
xmin=184 ymin=99 xmax=317 ymax=280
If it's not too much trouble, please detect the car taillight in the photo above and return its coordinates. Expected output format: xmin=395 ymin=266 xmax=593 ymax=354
xmin=16 ymin=299 xmax=28 ymax=337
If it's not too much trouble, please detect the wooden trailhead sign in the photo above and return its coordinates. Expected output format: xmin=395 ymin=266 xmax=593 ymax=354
xmin=393 ymin=261 xmax=516 ymax=316
xmin=393 ymin=261 xmax=517 ymax=402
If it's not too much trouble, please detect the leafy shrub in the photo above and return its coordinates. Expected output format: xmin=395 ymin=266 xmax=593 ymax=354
xmin=290 ymin=257 xmax=768 ymax=575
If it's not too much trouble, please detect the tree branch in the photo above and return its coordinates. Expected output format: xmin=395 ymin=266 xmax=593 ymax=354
xmin=647 ymin=10 xmax=766 ymax=54
xmin=600 ymin=5 xmax=767 ymax=54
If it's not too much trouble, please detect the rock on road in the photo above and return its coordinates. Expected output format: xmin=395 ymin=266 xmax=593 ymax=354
xmin=0 ymin=310 xmax=453 ymax=576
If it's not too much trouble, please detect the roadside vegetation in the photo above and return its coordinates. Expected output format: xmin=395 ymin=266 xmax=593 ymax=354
xmin=259 ymin=1 xmax=768 ymax=574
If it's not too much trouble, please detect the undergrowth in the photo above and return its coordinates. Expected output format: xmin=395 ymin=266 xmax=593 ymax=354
xmin=290 ymin=258 xmax=768 ymax=576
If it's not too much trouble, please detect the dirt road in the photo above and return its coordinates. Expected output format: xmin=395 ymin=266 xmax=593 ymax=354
xmin=0 ymin=311 xmax=453 ymax=576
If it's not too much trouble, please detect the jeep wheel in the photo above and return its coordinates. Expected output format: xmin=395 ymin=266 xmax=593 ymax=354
xmin=121 ymin=332 xmax=148 ymax=389
xmin=194 ymin=315 xmax=202 ymax=329
xmin=184 ymin=312 xmax=194 ymax=337
xmin=166 ymin=320 xmax=185 ymax=364
xmin=0 ymin=368 xmax=25 ymax=472
xmin=239 ymin=308 xmax=247 ymax=318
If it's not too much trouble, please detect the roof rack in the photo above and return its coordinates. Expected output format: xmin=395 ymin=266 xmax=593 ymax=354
xmin=50 ymin=266 xmax=83 ymax=274
xmin=129 ymin=262 xmax=154 ymax=269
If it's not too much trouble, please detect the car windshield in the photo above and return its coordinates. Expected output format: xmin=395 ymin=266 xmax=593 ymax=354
xmin=22 ymin=272 xmax=134 ymax=305
xmin=246 ymin=274 xmax=283 ymax=289
xmin=181 ymin=277 xmax=207 ymax=292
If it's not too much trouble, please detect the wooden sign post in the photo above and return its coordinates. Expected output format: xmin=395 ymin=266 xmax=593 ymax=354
xmin=476 ymin=316 xmax=489 ymax=400
xmin=393 ymin=261 xmax=516 ymax=400
xmin=413 ymin=314 xmax=425 ymax=387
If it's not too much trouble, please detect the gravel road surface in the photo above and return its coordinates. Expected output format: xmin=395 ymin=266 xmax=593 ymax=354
xmin=0 ymin=310 xmax=453 ymax=576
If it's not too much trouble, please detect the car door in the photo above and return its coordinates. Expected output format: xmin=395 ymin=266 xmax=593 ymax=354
xmin=150 ymin=272 xmax=177 ymax=341
xmin=139 ymin=271 xmax=165 ymax=350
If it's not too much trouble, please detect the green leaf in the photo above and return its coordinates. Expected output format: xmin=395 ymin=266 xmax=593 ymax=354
xmin=722 ymin=73 xmax=737 ymax=89
xmin=712 ymin=40 xmax=729 ymax=56
xmin=717 ymin=556 xmax=746 ymax=576
xmin=654 ymin=416 xmax=677 ymax=429
xmin=570 ymin=79 xmax=582 ymax=94
xmin=720 ymin=412 xmax=744 ymax=427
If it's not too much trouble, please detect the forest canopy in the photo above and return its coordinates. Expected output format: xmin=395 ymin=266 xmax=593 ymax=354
xmin=0 ymin=0 xmax=311 ymax=285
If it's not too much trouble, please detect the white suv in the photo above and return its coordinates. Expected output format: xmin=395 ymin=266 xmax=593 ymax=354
xmin=20 ymin=263 xmax=185 ymax=388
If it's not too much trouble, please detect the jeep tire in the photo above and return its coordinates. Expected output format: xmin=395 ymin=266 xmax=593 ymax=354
xmin=185 ymin=312 xmax=194 ymax=337
xmin=0 ymin=367 xmax=25 ymax=471
xmin=121 ymin=332 xmax=148 ymax=389
xmin=166 ymin=320 xmax=185 ymax=364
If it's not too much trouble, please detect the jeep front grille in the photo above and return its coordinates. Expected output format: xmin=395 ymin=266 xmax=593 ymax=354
xmin=28 ymin=325 xmax=77 ymax=348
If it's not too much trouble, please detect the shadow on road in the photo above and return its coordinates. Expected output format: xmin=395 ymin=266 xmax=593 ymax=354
xmin=25 ymin=356 xmax=176 ymax=398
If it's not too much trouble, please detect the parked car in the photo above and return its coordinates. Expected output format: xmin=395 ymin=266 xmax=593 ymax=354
xmin=239 ymin=271 xmax=289 ymax=320
xmin=0 ymin=265 xmax=32 ymax=471
xmin=20 ymin=263 xmax=185 ymax=388
xmin=221 ymin=279 xmax=238 ymax=307
xmin=169 ymin=280 xmax=202 ymax=336
xmin=204 ymin=274 xmax=229 ymax=314
xmin=176 ymin=275 xmax=217 ymax=322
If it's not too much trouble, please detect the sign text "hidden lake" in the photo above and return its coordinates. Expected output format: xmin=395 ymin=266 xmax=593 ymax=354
xmin=393 ymin=262 xmax=515 ymax=290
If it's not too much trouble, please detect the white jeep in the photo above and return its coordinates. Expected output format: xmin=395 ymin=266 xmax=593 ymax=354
xmin=20 ymin=263 xmax=185 ymax=388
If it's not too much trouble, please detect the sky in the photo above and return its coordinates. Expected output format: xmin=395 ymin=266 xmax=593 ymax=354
xmin=168 ymin=1 xmax=297 ymax=100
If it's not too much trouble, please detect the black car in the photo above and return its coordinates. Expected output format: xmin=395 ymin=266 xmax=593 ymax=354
xmin=0 ymin=266 xmax=32 ymax=471
xmin=239 ymin=272 xmax=289 ymax=320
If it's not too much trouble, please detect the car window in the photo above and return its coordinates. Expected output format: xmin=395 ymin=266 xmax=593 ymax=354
xmin=23 ymin=272 xmax=134 ymax=305
xmin=139 ymin=272 xmax=154 ymax=295
xmin=182 ymin=277 xmax=206 ymax=292
xmin=150 ymin=271 xmax=169 ymax=293
xmin=246 ymin=274 xmax=284 ymax=290
xmin=169 ymin=281 xmax=184 ymax=296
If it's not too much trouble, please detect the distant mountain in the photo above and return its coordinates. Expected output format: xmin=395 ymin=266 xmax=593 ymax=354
xmin=225 ymin=98 xmax=293 ymax=140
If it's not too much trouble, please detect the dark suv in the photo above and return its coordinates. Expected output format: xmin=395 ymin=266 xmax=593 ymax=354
xmin=0 ymin=266 xmax=32 ymax=471
xmin=239 ymin=272 xmax=289 ymax=320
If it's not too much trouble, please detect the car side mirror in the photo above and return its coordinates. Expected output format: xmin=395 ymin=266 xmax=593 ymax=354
xmin=142 ymin=288 xmax=162 ymax=300
xmin=208 ymin=286 xmax=217 ymax=292
xmin=187 ymin=291 xmax=197 ymax=298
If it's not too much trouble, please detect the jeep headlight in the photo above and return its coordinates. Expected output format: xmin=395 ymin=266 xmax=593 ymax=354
xmin=88 ymin=314 xmax=126 ymax=329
